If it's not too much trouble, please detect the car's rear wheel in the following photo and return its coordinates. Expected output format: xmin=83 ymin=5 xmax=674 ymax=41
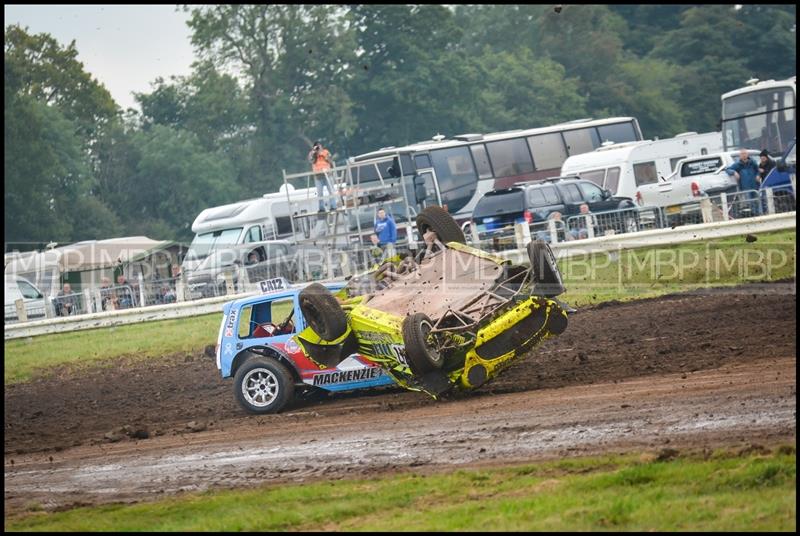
xmin=234 ymin=358 xmax=294 ymax=414
xmin=299 ymin=283 xmax=347 ymax=341
xmin=402 ymin=312 xmax=444 ymax=375
xmin=416 ymin=206 xmax=466 ymax=244
xmin=527 ymin=240 xmax=565 ymax=297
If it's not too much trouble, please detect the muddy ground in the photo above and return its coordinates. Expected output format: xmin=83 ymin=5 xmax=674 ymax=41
xmin=4 ymin=282 xmax=796 ymax=512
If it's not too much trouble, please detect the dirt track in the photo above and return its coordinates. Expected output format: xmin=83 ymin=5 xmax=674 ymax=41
xmin=4 ymin=283 xmax=796 ymax=512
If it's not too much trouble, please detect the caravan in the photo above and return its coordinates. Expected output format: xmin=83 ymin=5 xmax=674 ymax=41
xmin=182 ymin=186 xmax=318 ymax=294
xmin=560 ymin=132 xmax=724 ymax=201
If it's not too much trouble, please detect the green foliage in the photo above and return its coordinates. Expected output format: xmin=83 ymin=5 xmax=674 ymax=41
xmin=4 ymin=6 xmax=797 ymax=244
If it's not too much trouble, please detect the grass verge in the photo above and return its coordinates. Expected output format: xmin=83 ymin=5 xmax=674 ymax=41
xmin=6 ymin=446 xmax=796 ymax=531
xmin=4 ymin=229 xmax=795 ymax=385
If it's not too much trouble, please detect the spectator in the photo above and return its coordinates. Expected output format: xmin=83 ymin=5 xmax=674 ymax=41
xmin=758 ymin=149 xmax=775 ymax=184
xmin=159 ymin=285 xmax=177 ymax=304
xmin=55 ymin=283 xmax=78 ymax=316
xmin=535 ymin=211 xmax=569 ymax=243
xmin=99 ymin=277 xmax=114 ymax=311
xmin=370 ymin=207 xmax=397 ymax=258
xmin=307 ymin=140 xmax=337 ymax=212
xmin=115 ymin=274 xmax=136 ymax=309
xmin=573 ymin=204 xmax=598 ymax=239
xmin=726 ymin=149 xmax=762 ymax=216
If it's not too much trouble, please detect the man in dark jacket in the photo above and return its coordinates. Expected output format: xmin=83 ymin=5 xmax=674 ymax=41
xmin=726 ymin=149 xmax=762 ymax=216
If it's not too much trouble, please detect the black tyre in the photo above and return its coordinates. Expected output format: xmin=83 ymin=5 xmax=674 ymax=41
xmin=527 ymin=240 xmax=565 ymax=297
xmin=234 ymin=358 xmax=295 ymax=414
xmin=416 ymin=206 xmax=466 ymax=244
xmin=548 ymin=305 xmax=568 ymax=335
xmin=402 ymin=312 xmax=444 ymax=375
xmin=299 ymin=283 xmax=348 ymax=341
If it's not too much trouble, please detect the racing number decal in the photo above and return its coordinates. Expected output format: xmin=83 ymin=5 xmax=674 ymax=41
xmin=372 ymin=342 xmax=408 ymax=366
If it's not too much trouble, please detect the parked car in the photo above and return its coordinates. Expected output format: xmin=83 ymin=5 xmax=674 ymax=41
xmin=4 ymin=275 xmax=47 ymax=322
xmin=560 ymin=132 xmax=723 ymax=200
xmin=216 ymin=278 xmax=396 ymax=414
xmin=762 ymin=138 xmax=796 ymax=212
xmin=635 ymin=150 xmax=763 ymax=224
xmin=186 ymin=240 xmax=296 ymax=299
xmin=469 ymin=176 xmax=639 ymax=248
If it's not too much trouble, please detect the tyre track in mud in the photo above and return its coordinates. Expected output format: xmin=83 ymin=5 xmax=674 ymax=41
xmin=4 ymin=284 xmax=796 ymax=512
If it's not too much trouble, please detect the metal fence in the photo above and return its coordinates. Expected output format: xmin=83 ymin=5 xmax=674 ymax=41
xmin=468 ymin=186 xmax=793 ymax=252
xmin=5 ymin=186 xmax=795 ymax=325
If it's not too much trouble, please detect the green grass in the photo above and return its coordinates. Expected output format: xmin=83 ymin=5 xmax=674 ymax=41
xmin=4 ymin=229 xmax=795 ymax=385
xmin=6 ymin=447 xmax=795 ymax=531
xmin=558 ymin=229 xmax=795 ymax=307
xmin=3 ymin=313 xmax=220 ymax=385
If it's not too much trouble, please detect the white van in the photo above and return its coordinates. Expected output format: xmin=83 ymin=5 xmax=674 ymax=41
xmin=4 ymin=275 xmax=47 ymax=322
xmin=560 ymin=132 xmax=724 ymax=200
xmin=183 ymin=185 xmax=318 ymax=275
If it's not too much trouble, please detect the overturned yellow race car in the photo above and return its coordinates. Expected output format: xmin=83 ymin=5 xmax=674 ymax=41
xmin=296 ymin=206 xmax=569 ymax=398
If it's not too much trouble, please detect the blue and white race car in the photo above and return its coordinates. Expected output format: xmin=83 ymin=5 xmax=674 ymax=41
xmin=215 ymin=278 xmax=395 ymax=414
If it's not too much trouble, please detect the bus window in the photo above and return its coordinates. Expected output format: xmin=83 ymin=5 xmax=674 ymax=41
xmin=353 ymin=163 xmax=381 ymax=184
xmin=430 ymin=146 xmax=478 ymax=214
xmin=605 ymin=167 xmax=621 ymax=193
xmin=469 ymin=144 xmax=493 ymax=179
xmin=633 ymin=162 xmax=658 ymax=186
xmin=527 ymin=133 xmax=568 ymax=170
xmin=597 ymin=122 xmax=637 ymax=144
xmin=414 ymin=154 xmax=432 ymax=169
xmin=485 ymin=138 xmax=534 ymax=177
xmin=563 ymin=127 xmax=600 ymax=155
xmin=579 ymin=169 xmax=605 ymax=187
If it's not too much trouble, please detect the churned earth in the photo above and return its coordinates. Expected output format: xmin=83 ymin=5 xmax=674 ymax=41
xmin=4 ymin=282 xmax=796 ymax=513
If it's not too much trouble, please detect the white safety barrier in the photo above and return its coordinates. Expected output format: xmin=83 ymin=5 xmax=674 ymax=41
xmin=4 ymin=211 xmax=795 ymax=340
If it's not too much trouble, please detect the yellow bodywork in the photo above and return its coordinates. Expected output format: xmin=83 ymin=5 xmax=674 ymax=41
xmin=342 ymin=293 xmax=565 ymax=396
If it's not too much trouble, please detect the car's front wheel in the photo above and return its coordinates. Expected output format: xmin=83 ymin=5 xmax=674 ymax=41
xmin=527 ymin=240 xmax=565 ymax=297
xmin=234 ymin=358 xmax=295 ymax=414
xmin=299 ymin=283 xmax=347 ymax=341
xmin=402 ymin=312 xmax=444 ymax=375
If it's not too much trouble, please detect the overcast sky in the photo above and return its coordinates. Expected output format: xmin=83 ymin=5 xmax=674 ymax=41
xmin=5 ymin=4 xmax=195 ymax=111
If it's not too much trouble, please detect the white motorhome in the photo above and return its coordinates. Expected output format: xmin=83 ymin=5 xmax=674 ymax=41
xmin=560 ymin=132 xmax=724 ymax=200
xmin=184 ymin=185 xmax=318 ymax=273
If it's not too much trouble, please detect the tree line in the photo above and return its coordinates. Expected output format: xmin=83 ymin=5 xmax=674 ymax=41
xmin=5 ymin=4 xmax=796 ymax=245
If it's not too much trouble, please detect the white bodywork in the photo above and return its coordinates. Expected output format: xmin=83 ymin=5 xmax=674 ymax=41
xmin=4 ymin=275 xmax=46 ymax=321
xmin=560 ymin=132 xmax=724 ymax=200
xmin=636 ymin=150 xmax=760 ymax=212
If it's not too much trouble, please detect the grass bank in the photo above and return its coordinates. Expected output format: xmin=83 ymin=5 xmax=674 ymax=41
xmin=6 ymin=446 xmax=796 ymax=531
xmin=4 ymin=229 xmax=795 ymax=384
